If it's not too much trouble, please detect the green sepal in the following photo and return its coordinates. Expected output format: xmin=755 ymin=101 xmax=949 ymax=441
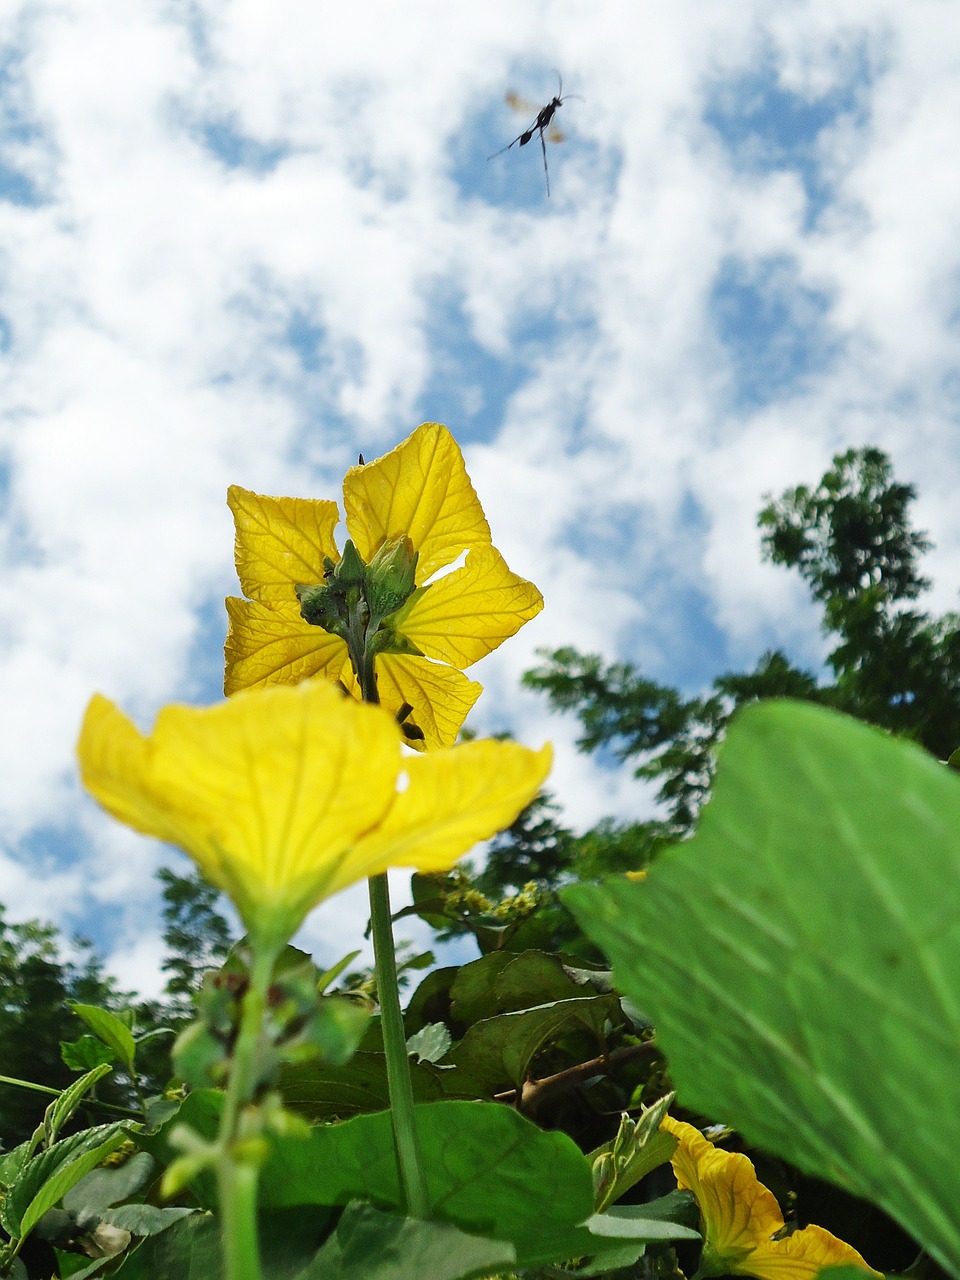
xmin=367 ymin=626 xmax=424 ymax=659
xmin=365 ymin=537 xmax=419 ymax=618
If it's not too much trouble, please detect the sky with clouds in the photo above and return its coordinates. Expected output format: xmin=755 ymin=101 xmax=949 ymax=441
xmin=3 ymin=0 xmax=960 ymax=995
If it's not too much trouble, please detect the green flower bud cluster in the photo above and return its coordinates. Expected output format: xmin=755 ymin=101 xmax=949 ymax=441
xmin=590 ymin=1095 xmax=681 ymax=1213
xmin=295 ymin=536 xmax=424 ymax=663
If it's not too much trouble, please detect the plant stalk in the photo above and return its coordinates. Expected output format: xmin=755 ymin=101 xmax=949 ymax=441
xmin=215 ymin=941 xmax=280 ymax=1280
xmin=352 ymin=610 xmax=431 ymax=1219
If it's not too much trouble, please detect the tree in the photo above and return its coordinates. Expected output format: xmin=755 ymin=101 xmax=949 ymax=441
xmin=157 ymin=866 xmax=234 ymax=1021
xmin=0 ymin=909 xmax=123 ymax=1150
xmin=523 ymin=446 xmax=960 ymax=866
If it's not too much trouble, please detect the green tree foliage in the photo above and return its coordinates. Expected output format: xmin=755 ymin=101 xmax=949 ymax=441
xmin=524 ymin=446 xmax=960 ymax=864
xmin=156 ymin=867 xmax=234 ymax=1021
xmin=0 ymin=871 xmax=235 ymax=1151
xmin=0 ymin=909 xmax=120 ymax=1151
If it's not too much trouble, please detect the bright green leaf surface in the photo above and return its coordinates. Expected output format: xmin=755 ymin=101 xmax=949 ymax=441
xmin=296 ymin=1201 xmax=515 ymax=1279
xmin=43 ymin=1063 xmax=113 ymax=1148
xmin=70 ymin=1005 xmax=136 ymax=1072
xmin=566 ymin=700 xmax=960 ymax=1275
xmin=6 ymin=1124 xmax=128 ymax=1240
xmin=262 ymin=1099 xmax=597 ymax=1267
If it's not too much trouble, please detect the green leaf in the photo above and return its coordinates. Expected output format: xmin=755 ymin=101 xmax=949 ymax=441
xmin=5 ymin=1123 xmax=128 ymax=1240
xmin=61 ymin=1035 xmax=116 ymax=1073
xmin=277 ymin=1050 xmax=446 ymax=1120
xmin=109 ymin=1206 xmax=333 ymax=1279
xmin=316 ymin=950 xmax=361 ymax=992
xmin=565 ymin=700 xmax=960 ymax=1276
xmin=62 ymin=1151 xmax=154 ymax=1226
xmin=406 ymin=1022 xmax=452 ymax=1064
xmin=295 ymin=1201 xmax=515 ymax=1280
xmin=132 ymin=1091 xmax=221 ymax=1209
xmin=70 ymin=1005 xmax=136 ymax=1074
xmin=42 ymin=1063 xmax=114 ymax=1148
xmin=100 ymin=1204 xmax=197 ymax=1236
xmin=449 ymin=949 xmax=588 ymax=1023
xmin=109 ymin=1212 xmax=220 ymax=1279
xmin=440 ymin=994 xmax=622 ymax=1093
xmin=582 ymin=1206 xmax=700 ymax=1241
xmin=262 ymin=1099 xmax=597 ymax=1268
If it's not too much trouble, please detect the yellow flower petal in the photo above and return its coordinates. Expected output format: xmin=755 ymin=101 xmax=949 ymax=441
xmin=374 ymin=653 xmax=482 ymax=750
xmin=78 ymin=682 xmax=551 ymax=945
xmin=743 ymin=1226 xmax=880 ymax=1280
xmin=343 ymin=423 xmax=491 ymax=581
xmin=349 ymin=739 xmax=553 ymax=874
xmin=660 ymin=1117 xmax=880 ymax=1280
xmin=224 ymin=596 xmax=349 ymax=695
xmin=395 ymin=545 xmax=544 ymax=669
xmin=661 ymin=1116 xmax=784 ymax=1259
xmin=78 ymin=682 xmax=400 ymax=939
xmin=228 ymin=486 xmax=339 ymax=604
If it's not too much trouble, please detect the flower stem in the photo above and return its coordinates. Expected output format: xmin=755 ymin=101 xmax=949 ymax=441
xmin=368 ymin=872 xmax=431 ymax=1219
xmin=215 ymin=941 xmax=279 ymax=1280
xmin=350 ymin=615 xmax=430 ymax=1218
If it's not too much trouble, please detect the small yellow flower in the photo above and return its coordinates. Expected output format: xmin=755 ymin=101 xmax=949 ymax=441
xmin=78 ymin=680 xmax=552 ymax=947
xmin=224 ymin=422 xmax=543 ymax=750
xmin=660 ymin=1116 xmax=880 ymax=1280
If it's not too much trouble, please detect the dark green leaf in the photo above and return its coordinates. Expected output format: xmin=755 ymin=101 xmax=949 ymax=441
xmin=441 ymin=994 xmax=622 ymax=1093
xmin=277 ymin=1051 xmax=445 ymax=1120
xmin=295 ymin=1201 xmax=515 ymax=1280
xmin=63 ymin=1152 xmax=155 ymax=1225
xmin=109 ymin=1212 xmax=220 ymax=1279
xmin=566 ymin=700 xmax=960 ymax=1275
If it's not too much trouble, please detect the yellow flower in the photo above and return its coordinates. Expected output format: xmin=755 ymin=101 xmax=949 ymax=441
xmin=78 ymin=679 xmax=552 ymax=947
xmin=224 ymin=422 xmax=543 ymax=750
xmin=660 ymin=1116 xmax=880 ymax=1280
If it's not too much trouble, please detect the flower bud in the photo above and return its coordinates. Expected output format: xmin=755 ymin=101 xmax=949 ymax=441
xmin=366 ymin=536 xmax=419 ymax=618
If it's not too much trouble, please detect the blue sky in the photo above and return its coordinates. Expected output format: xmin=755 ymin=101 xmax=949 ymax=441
xmin=3 ymin=0 xmax=960 ymax=993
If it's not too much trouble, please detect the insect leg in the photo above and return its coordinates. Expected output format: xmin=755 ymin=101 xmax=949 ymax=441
xmin=539 ymin=126 xmax=550 ymax=197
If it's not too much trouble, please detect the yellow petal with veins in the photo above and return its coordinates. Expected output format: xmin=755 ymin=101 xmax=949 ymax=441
xmin=228 ymin=485 xmax=339 ymax=604
xmin=224 ymin=596 xmax=349 ymax=695
xmin=660 ymin=1117 xmax=879 ymax=1280
xmin=374 ymin=653 xmax=482 ymax=750
xmin=395 ymin=545 xmax=543 ymax=669
xmin=744 ymin=1226 xmax=881 ymax=1280
xmin=343 ymin=423 xmax=490 ymax=581
xmin=350 ymin=739 xmax=552 ymax=872
xmin=78 ymin=681 xmax=551 ymax=946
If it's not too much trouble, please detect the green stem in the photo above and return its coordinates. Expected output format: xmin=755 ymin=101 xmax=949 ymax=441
xmin=0 ymin=1074 xmax=140 ymax=1118
xmin=215 ymin=941 xmax=280 ymax=1280
xmin=368 ymin=872 xmax=431 ymax=1219
xmin=349 ymin=611 xmax=430 ymax=1218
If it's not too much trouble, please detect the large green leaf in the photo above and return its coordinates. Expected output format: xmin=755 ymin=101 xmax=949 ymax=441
xmin=262 ymin=1099 xmax=596 ymax=1267
xmin=4 ymin=1124 xmax=128 ymax=1240
xmin=295 ymin=1201 xmax=515 ymax=1279
xmin=566 ymin=700 xmax=960 ymax=1275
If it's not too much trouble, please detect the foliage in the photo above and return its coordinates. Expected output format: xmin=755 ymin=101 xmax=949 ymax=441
xmin=568 ymin=700 xmax=960 ymax=1275
xmin=525 ymin=447 xmax=960 ymax=856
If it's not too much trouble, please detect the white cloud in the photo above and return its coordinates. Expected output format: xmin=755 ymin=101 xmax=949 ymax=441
xmin=3 ymin=0 xmax=960 ymax=991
